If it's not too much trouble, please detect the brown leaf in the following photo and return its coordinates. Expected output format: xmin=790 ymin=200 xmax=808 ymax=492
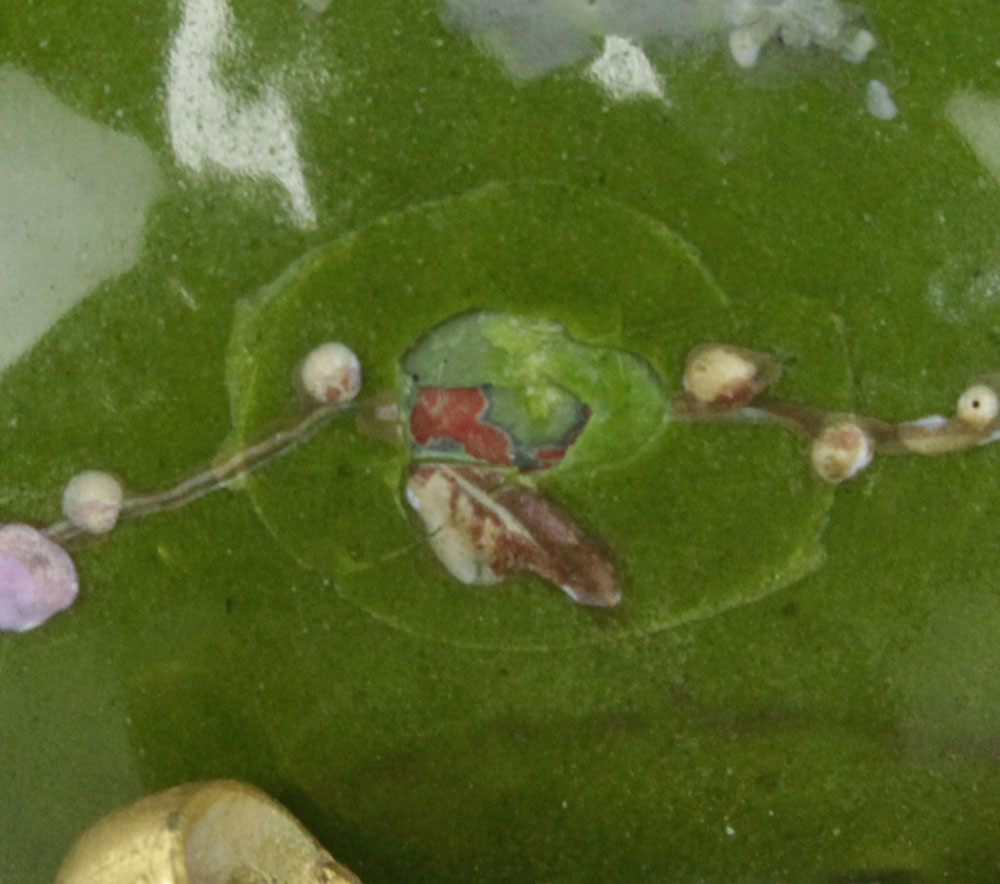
xmin=405 ymin=463 xmax=621 ymax=606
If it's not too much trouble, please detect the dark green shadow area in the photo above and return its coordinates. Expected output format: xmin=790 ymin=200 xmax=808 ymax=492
xmin=229 ymin=180 xmax=851 ymax=649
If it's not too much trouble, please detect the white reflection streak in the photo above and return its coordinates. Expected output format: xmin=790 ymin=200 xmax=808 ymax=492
xmin=166 ymin=0 xmax=316 ymax=228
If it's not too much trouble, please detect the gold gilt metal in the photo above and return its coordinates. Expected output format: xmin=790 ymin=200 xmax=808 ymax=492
xmin=56 ymin=779 xmax=362 ymax=884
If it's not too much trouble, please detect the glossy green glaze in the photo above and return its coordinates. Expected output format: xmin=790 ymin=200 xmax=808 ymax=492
xmin=3 ymin=2 xmax=1000 ymax=882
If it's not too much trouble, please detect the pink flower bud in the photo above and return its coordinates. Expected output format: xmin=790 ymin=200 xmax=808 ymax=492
xmin=0 ymin=524 xmax=78 ymax=632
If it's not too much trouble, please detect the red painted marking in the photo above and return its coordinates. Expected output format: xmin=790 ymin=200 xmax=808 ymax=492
xmin=531 ymin=447 xmax=568 ymax=469
xmin=410 ymin=387 xmax=590 ymax=471
xmin=410 ymin=386 xmax=514 ymax=466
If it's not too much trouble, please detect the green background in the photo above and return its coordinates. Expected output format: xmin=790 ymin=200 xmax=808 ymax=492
xmin=3 ymin=1 xmax=1000 ymax=881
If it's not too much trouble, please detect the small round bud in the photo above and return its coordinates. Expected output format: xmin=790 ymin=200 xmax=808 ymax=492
xmin=683 ymin=344 xmax=778 ymax=408
xmin=956 ymin=384 xmax=999 ymax=429
xmin=300 ymin=342 xmax=361 ymax=404
xmin=62 ymin=470 xmax=123 ymax=534
xmin=810 ymin=420 xmax=874 ymax=483
xmin=0 ymin=524 xmax=78 ymax=631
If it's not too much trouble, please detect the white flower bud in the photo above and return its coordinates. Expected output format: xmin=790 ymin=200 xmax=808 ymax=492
xmin=300 ymin=342 xmax=361 ymax=405
xmin=810 ymin=420 xmax=874 ymax=483
xmin=0 ymin=524 xmax=78 ymax=631
xmin=62 ymin=470 xmax=124 ymax=534
xmin=956 ymin=383 xmax=999 ymax=429
xmin=683 ymin=344 xmax=778 ymax=407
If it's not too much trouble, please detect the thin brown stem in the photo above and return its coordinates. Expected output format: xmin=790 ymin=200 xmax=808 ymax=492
xmin=674 ymin=390 xmax=998 ymax=456
xmin=44 ymin=400 xmax=354 ymax=546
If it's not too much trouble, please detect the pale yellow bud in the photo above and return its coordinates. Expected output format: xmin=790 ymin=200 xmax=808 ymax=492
xmin=810 ymin=421 xmax=874 ymax=483
xmin=956 ymin=383 xmax=999 ymax=429
xmin=683 ymin=344 xmax=779 ymax=407
xmin=61 ymin=471 xmax=123 ymax=534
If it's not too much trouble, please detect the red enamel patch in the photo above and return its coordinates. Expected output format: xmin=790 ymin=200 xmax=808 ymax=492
xmin=410 ymin=387 xmax=590 ymax=470
xmin=531 ymin=446 xmax=569 ymax=470
xmin=410 ymin=386 xmax=514 ymax=466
